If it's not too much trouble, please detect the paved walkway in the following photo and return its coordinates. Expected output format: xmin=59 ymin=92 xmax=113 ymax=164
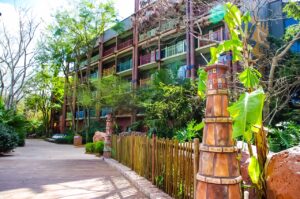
xmin=0 ymin=139 xmax=147 ymax=199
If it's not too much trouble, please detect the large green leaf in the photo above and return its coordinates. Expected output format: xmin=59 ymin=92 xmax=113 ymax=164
xmin=227 ymin=88 xmax=265 ymax=139
xmin=239 ymin=67 xmax=262 ymax=89
xmin=197 ymin=68 xmax=207 ymax=98
xmin=248 ymin=156 xmax=261 ymax=185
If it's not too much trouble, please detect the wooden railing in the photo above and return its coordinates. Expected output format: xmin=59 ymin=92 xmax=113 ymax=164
xmin=117 ymin=39 xmax=133 ymax=51
xmin=111 ymin=135 xmax=199 ymax=199
xmin=103 ymin=46 xmax=115 ymax=57
xmin=103 ymin=65 xmax=116 ymax=76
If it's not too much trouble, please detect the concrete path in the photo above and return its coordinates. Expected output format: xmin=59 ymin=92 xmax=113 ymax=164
xmin=0 ymin=139 xmax=147 ymax=199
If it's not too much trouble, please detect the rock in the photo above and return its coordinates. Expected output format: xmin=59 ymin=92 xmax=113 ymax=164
xmin=93 ymin=131 xmax=106 ymax=143
xmin=73 ymin=135 xmax=82 ymax=146
xmin=266 ymin=146 xmax=300 ymax=199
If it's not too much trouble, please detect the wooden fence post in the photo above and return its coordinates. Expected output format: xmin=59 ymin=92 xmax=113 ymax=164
xmin=194 ymin=138 xmax=200 ymax=199
xmin=152 ymin=133 xmax=156 ymax=184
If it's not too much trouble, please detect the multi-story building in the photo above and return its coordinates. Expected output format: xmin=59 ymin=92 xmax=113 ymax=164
xmin=59 ymin=0 xmax=270 ymax=133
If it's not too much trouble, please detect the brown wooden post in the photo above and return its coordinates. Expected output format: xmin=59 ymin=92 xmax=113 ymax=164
xmin=193 ymin=138 xmax=200 ymax=199
xmin=103 ymin=113 xmax=113 ymax=158
xmin=152 ymin=133 xmax=156 ymax=184
xmin=196 ymin=64 xmax=242 ymax=199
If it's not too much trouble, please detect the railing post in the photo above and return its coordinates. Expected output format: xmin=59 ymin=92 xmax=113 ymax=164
xmin=194 ymin=138 xmax=200 ymax=199
xmin=152 ymin=133 xmax=156 ymax=184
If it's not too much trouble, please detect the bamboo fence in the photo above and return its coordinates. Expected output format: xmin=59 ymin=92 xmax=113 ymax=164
xmin=111 ymin=134 xmax=200 ymax=199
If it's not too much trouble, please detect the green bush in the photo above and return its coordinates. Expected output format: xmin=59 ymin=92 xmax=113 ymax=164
xmin=85 ymin=142 xmax=94 ymax=153
xmin=0 ymin=123 xmax=19 ymax=153
xmin=94 ymin=141 xmax=104 ymax=154
xmin=268 ymin=121 xmax=300 ymax=152
xmin=55 ymin=134 xmax=74 ymax=144
xmin=17 ymin=131 xmax=26 ymax=146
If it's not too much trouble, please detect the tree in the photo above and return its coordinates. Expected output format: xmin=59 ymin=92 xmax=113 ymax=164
xmin=138 ymin=68 xmax=204 ymax=138
xmin=0 ymin=7 xmax=40 ymax=109
xmin=42 ymin=0 xmax=120 ymax=133
xmin=24 ymin=67 xmax=64 ymax=137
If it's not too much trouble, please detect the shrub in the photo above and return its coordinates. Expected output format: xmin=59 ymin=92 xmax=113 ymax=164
xmin=268 ymin=121 xmax=300 ymax=152
xmin=55 ymin=132 xmax=74 ymax=144
xmin=0 ymin=123 xmax=19 ymax=153
xmin=85 ymin=142 xmax=94 ymax=153
xmin=17 ymin=131 xmax=26 ymax=146
xmin=94 ymin=141 xmax=104 ymax=155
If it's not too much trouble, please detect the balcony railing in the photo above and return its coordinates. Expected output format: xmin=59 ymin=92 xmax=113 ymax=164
xmin=161 ymin=40 xmax=186 ymax=59
xmin=89 ymin=72 xmax=98 ymax=79
xmin=117 ymin=59 xmax=132 ymax=72
xmin=103 ymin=65 xmax=116 ymax=76
xmin=139 ymin=51 xmax=157 ymax=66
xmin=91 ymin=54 xmax=100 ymax=63
xmin=103 ymin=46 xmax=115 ymax=57
xmin=76 ymin=111 xmax=85 ymax=119
xmin=140 ymin=77 xmax=151 ymax=87
xmin=198 ymin=28 xmax=224 ymax=47
xmin=89 ymin=109 xmax=96 ymax=117
xmin=80 ymin=60 xmax=87 ymax=68
xmin=101 ymin=107 xmax=113 ymax=117
xmin=117 ymin=39 xmax=133 ymax=51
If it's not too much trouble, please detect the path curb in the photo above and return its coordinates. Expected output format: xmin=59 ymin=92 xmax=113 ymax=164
xmin=105 ymin=158 xmax=173 ymax=199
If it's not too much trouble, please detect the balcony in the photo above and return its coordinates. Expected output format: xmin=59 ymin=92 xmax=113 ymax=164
xmin=89 ymin=72 xmax=98 ymax=79
xmin=79 ymin=60 xmax=87 ymax=68
xmin=117 ymin=39 xmax=133 ymax=51
xmin=103 ymin=65 xmax=116 ymax=76
xmin=139 ymin=28 xmax=158 ymax=41
xmin=161 ymin=40 xmax=186 ymax=59
xmin=117 ymin=59 xmax=132 ymax=73
xmin=198 ymin=28 xmax=224 ymax=48
xmin=89 ymin=109 xmax=96 ymax=117
xmin=91 ymin=54 xmax=100 ymax=63
xmin=76 ymin=111 xmax=85 ymax=119
xmin=139 ymin=77 xmax=151 ymax=87
xmin=139 ymin=51 xmax=157 ymax=66
xmin=100 ymin=107 xmax=113 ymax=117
xmin=103 ymin=46 xmax=115 ymax=57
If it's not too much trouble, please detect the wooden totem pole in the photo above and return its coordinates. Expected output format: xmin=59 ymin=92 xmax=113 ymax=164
xmin=196 ymin=64 xmax=242 ymax=199
xmin=103 ymin=113 xmax=113 ymax=158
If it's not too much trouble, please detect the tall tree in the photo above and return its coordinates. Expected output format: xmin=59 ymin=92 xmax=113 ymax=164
xmin=24 ymin=67 xmax=64 ymax=137
xmin=41 ymin=0 xmax=120 ymax=133
xmin=0 ymin=7 xmax=40 ymax=109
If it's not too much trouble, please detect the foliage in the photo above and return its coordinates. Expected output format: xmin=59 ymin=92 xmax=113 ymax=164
xmin=0 ymin=98 xmax=27 ymax=146
xmin=174 ymin=120 xmax=204 ymax=143
xmin=228 ymin=88 xmax=265 ymax=140
xmin=248 ymin=156 xmax=261 ymax=186
xmin=55 ymin=132 xmax=74 ymax=144
xmin=94 ymin=141 xmax=104 ymax=155
xmin=268 ymin=121 xmax=300 ymax=152
xmin=0 ymin=123 xmax=19 ymax=153
xmin=24 ymin=66 xmax=64 ymax=137
xmin=85 ymin=142 xmax=94 ymax=154
xmin=139 ymin=68 xmax=204 ymax=138
xmin=197 ymin=68 xmax=208 ymax=99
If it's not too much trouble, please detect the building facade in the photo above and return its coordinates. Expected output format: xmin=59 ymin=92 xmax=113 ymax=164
xmin=59 ymin=0 xmax=271 ymax=133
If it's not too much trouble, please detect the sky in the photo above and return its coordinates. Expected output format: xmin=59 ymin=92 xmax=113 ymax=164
xmin=0 ymin=0 xmax=135 ymax=30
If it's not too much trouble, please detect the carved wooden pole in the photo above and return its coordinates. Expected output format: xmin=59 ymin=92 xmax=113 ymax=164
xmin=196 ymin=64 xmax=242 ymax=199
xmin=103 ymin=113 xmax=113 ymax=158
